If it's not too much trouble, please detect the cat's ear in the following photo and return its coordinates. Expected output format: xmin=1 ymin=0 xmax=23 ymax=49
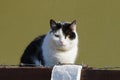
xmin=50 ymin=19 xmax=57 ymax=30
xmin=70 ymin=20 xmax=76 ymax=31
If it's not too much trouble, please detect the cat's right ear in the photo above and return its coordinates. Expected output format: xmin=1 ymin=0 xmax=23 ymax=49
xmin=50 ymin=19 xmax=57 ymax=30
xmin=70 ymin=20 xmax=76 ymax=31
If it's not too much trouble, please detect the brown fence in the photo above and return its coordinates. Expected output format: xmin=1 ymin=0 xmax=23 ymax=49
xmin=0 ymin=67 xmax=120 ymax=80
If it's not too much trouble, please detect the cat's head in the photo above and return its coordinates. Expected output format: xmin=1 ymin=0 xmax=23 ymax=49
xmin=48 ymin=19 xmax=78 ymax=51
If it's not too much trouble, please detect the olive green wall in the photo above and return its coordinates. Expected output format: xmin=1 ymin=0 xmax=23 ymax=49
xmin=0 ymin=0 xmax=120 ymax=67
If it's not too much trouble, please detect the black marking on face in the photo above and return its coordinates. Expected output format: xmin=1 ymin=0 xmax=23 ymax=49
xmin=50 ymin=19 xmax=76 ymax=40
xmin=62 ymin=26 xmax=76 ymax=40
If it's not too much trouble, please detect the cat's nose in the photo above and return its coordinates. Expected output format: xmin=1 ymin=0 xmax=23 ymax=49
xmin=60 ymin=40 xmax=65 ymax=45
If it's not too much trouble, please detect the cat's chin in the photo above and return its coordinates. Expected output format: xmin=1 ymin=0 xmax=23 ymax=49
xmin=56 ymin=48 xmax=68 ymax=51
xmin=56 ymin=46 xmax=69 ymax=51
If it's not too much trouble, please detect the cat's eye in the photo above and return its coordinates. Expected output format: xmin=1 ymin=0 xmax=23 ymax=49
xmin=55 ymin=34 xmax=60 ymax=37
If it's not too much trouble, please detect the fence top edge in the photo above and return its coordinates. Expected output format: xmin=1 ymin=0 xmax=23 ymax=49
xmin=0 ymin=66 xmax=120 ymax=71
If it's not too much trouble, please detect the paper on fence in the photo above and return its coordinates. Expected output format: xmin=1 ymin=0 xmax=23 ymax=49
xmin=51 ymin=65 xmax=82 ymax=80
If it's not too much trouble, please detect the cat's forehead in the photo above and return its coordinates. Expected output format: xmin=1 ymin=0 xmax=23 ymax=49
xmin=56 ymin=21 xmax=71 ymax=29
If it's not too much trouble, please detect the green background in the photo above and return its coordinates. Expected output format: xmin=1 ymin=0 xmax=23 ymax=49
xmin=0 ymin=0 xmax=120 ymax=67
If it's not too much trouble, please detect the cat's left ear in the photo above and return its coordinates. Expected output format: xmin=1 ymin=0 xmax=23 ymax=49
xmin=50 ymin=19 xmax=57 ymax=30
xmin=70 ymin=20 xmax=76 ymax=31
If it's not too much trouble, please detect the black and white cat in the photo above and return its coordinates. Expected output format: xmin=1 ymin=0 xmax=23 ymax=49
xmin=20 ymin=19 xmax=78 ymax=67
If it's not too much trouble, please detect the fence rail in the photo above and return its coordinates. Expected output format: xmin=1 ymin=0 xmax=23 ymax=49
xmin=0 ymin=67 xmax=120 ymax=80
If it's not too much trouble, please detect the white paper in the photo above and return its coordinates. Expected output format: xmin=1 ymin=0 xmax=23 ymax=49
xmin=51 ymin=65 xmax=82 ymax=80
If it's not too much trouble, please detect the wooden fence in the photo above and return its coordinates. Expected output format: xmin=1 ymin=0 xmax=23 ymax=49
xmin=0 ymin=67 xmax=120 ymax=80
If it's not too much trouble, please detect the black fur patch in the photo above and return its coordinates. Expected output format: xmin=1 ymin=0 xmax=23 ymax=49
xmin=20 ymin=35 xmax=46 ymax=66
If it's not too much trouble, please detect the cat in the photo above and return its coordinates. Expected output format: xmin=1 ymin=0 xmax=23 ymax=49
xmin=20 ymin=19 xmax=78 ymax=67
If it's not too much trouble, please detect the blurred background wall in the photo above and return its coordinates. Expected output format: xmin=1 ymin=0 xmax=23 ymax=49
xmin=0 ymin=0 xmax=120 ymax=67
